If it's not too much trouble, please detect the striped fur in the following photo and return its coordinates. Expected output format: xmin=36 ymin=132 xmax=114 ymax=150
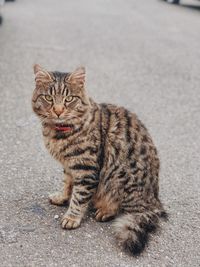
xmin=32 ymin=65 xmax=167 ymax=255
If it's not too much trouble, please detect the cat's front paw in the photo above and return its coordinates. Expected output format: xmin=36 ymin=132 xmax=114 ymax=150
xmin=61 ymin=214 xmax=81 ymax=229
xmin=49 ymin=192 xmax=69 ymax=206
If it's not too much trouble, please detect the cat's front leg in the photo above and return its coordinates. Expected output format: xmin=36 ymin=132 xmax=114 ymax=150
xmin=61 ymin=167 xmax=98 ymax=229
xmin=49 ymin=170 xmax=73 ymax=206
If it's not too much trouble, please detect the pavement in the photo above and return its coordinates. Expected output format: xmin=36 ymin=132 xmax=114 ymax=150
xmin=0 ymin=0 xmax=200 ymax=266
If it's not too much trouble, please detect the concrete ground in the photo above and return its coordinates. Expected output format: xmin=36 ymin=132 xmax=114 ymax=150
xmin=0 ymin=0 xmax=200 ymax=266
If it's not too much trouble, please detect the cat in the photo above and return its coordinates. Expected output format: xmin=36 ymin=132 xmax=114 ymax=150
xmin=32 ymin=64 xmax=167 ymax=255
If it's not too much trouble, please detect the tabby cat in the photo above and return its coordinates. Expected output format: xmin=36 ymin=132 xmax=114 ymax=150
xmin=32 ymin=64 xmax=167 ymax=255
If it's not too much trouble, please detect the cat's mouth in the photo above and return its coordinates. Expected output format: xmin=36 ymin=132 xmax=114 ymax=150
xmin=54 ymin=123 xmax=73 ymax=132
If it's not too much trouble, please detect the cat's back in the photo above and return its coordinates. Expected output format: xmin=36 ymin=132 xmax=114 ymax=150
xmin=99 ymin=102 xmax=159 ymax=171
xmin=99 ymin=103 xmax=151 ymax=143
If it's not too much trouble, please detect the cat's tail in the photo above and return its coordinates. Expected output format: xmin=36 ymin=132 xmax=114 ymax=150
xmin=113 ymin=205 xmax=167 ymax=255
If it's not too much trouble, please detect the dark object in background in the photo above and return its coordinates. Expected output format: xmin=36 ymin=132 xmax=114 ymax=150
xmin=0 ymin=0 xmax=3 ymax=25
xmin=165 ymin=0 xmax=180 ymax=3
xmin=0 ymin=0 xmax=16 ymax=25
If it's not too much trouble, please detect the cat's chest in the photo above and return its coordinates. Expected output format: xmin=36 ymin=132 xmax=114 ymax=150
xmin=44 ymin=136 xmax=68 ymax=164
xmin=43 ymin=128 xmax=99 ymax=166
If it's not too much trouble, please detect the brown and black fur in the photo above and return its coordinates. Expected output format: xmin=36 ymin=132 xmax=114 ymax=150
xmin=32 ymin=64 xmax=167 ymax=256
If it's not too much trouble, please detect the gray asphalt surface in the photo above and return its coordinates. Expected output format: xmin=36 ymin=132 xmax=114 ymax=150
xmin=0 ymin=0 xmax=200 ymax=266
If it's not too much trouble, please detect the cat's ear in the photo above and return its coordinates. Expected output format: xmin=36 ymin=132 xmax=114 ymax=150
xmin=68 ymin=66 xmax=85 ymax=88
xmin=33 ymin=64 xmax=53 ymax=83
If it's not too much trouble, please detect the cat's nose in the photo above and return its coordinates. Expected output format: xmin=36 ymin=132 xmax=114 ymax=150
xmin=53 ymin=105 xmax=64 ymax=117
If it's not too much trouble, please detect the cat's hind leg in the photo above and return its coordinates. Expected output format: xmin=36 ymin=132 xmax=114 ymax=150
xmin=94 ymin=194 xmax=120 ymax=221
xmin=49 ymin=171 xmax=73 ymax=206
xmin=93 ymin=183 xmax=121 ymax=222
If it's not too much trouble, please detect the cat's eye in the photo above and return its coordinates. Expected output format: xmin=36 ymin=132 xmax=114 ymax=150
xmin=65 ymin=96 xmax=74 ymax=102
xmin=44 ymin=95 xmax=53 ymax=102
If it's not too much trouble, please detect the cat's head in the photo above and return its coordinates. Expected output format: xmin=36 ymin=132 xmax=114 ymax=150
xmin=32 ymin=64 xmax=91 ymax=128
